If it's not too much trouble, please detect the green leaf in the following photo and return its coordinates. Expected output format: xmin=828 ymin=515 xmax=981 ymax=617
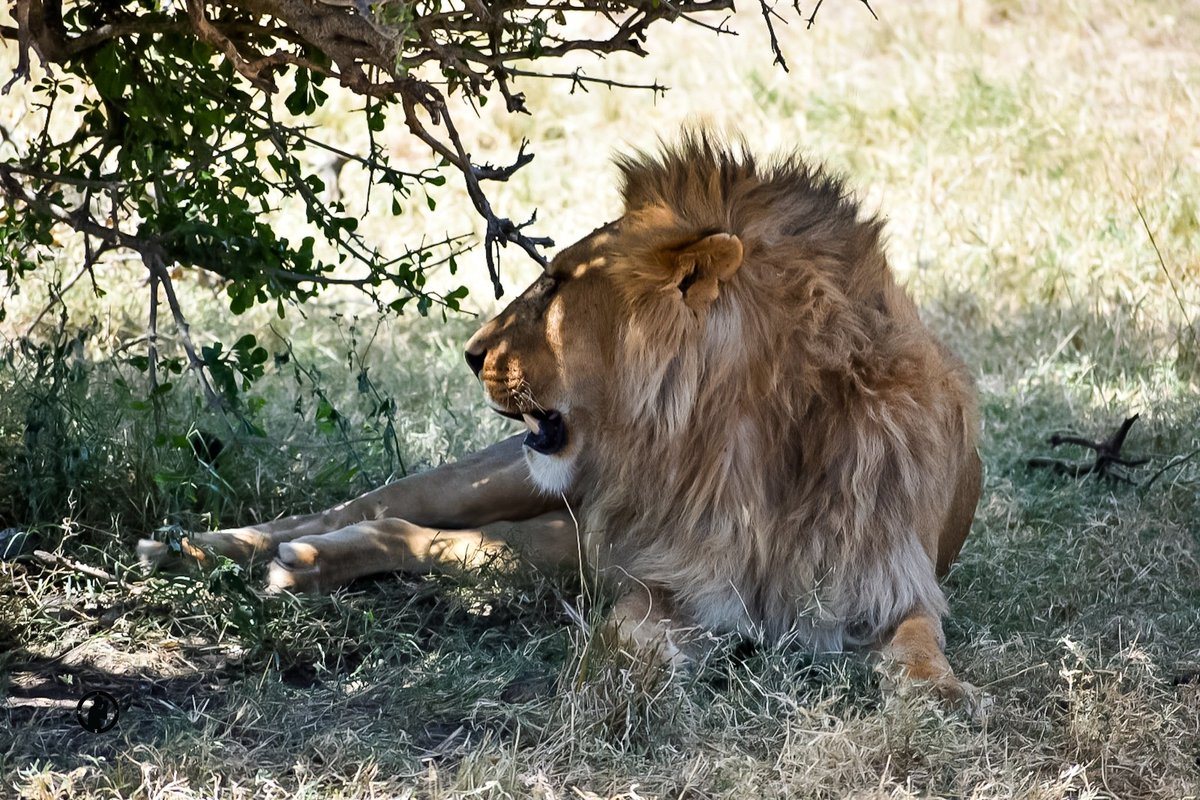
xmin=286 ymin=69 xmax=311 ymax=116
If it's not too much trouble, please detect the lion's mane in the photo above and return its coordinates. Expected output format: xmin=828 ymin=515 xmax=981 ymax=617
xmin=576 ymin=132 xmax=979 ymax=649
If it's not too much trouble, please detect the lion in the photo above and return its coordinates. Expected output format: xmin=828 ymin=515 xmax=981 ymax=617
xmin=140 ymin=131 xmax=982 ymax=699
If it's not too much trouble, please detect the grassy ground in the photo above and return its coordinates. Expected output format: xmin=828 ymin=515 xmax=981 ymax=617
xmin=3 ymin=0 xmax=1200 ymax=797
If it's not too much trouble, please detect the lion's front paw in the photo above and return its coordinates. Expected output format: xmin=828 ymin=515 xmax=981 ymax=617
xmin=891 ymin=670 xmax=993 ymax=718
xmin=267 ymin=541 xmax=326 ymax=593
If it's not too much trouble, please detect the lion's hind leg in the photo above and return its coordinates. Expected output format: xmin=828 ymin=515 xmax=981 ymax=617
xmin=876 ymin=609 xmax=983 ymax=709
xmin=266 ymin=511 xmax=580 ymax=593
xmin=935 ymin=445 xmax=983 ymax=577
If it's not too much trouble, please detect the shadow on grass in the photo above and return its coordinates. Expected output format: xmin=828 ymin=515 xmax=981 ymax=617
xmin=925 ymin=295 xmax=1200 ymax=703
xmin=1 ymin=297 xmax=1197 ymax=795
xmin=0 ymin=562 xmax=577 ymax=782
xmin=2 ymin=640 xmax=237 ymax=773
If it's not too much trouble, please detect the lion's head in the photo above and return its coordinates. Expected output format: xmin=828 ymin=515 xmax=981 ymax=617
xmin=464 ymin=198 xmax=746 ymax=495
xmin=466 ymin=132 xmax=978 ymax=647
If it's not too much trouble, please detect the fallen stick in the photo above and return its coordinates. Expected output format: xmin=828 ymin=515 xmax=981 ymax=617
xmin=32 ymin=550 xmax=119 ymax=584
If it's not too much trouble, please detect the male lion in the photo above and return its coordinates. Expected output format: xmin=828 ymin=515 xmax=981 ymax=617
xmin=142 ymin=133 xmax=982 ymax=699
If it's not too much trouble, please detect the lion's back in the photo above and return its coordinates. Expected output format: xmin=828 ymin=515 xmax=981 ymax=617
xmin=581 ymin=133 xmax=980 ymax=647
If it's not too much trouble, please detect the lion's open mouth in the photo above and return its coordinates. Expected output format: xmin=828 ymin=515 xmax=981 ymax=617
xmin=519 ymin=408 xmax=567 ymax=455
xmin=482 ymin=390 xmax=567 ymax=455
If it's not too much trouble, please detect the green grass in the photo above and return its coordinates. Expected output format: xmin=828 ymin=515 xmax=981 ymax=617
xmin=3 ymin=0 xmax=1200 ymax=797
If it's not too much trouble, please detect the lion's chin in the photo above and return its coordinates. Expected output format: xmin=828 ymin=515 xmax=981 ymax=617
xmin=524 ymin=447 xmax=576 ymax=496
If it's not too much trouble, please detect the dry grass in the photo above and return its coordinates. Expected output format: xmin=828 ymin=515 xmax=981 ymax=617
xmin=3 ymin=0 xmax=1200 ymax=797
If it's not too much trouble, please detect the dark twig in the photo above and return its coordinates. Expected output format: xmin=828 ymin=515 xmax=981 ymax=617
xmin=805 ymin=0 xmax=825 ymax=29
xmin=679 ymin=12 xmax=736 ymax=35
xmin=401 ymin=88 xmax=553 ymax=296
xmin=146 ymin=254 xmax=225 ymax=413
xmin=508 ymin=68 xmax=669 ymax=96
xmin=148 ymin=266 xmax=160 ymax=395
xmin=1140 ymin=447 xmax=1200 ymax=490
xmin=1027 ymin=415 xmax=1150 ymax=484
xmin=758 ymin=1 xmax=790 ymax=70
xmin=473 ymin=139 xmax=535 ymax=181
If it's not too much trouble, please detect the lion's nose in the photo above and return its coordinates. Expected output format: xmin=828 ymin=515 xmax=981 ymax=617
xmin=465 ymin=347 xmax=486 ymax=377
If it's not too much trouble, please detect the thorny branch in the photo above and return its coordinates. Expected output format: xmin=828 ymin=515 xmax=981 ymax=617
xmin=1 ymin=1 xmax=869 ymax=404
xmin=148 ymin=252 xmax=225 ymax=413
xmin=0 ymin=1 xmax=857 ymax=294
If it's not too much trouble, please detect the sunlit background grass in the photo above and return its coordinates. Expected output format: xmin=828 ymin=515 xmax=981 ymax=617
xmin=2 ymin=0 xmax=1198 ymax=797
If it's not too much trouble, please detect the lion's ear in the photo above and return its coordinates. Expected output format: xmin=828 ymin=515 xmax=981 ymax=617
xmin=672 ymin=232 xmax=744 ymax=310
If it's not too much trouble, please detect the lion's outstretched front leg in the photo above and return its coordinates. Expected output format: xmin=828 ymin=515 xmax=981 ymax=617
xmin=139 ymin=434 xmax=564 ymax=569
xmin=265 ymin=510 xmax=580 ymax=593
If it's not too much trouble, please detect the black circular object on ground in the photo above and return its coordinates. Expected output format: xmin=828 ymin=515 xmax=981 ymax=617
xmin=76 ymin=690 xmax=120 ymax=733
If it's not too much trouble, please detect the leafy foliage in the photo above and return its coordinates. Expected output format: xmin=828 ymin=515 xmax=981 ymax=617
xmin=0 ymin=1 xmax=843 ymax=410
xmin=0 ymin=0 xmax=859 ymax=525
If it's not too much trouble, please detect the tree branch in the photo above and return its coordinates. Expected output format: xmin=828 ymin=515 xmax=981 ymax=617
xmin=3 ymin=0 xmax=853 ymax=308
xmin=759 ymin=1 xmax=790 ymax=70
xmin=146 ymin=253 xmax=225 ymax=413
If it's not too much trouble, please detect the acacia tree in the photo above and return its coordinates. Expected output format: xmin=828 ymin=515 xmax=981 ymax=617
xmin=1 ymin=0 xmax=866 ymax=407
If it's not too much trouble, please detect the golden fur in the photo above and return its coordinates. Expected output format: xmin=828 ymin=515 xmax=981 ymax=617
xmin=467 ymin=131 xmax=981 ymax=652
xmin=149 ymin=131 xmax=982 ymax=696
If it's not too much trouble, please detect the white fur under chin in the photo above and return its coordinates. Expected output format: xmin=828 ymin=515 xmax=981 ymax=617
xmin=525 ymin=448 xmax=576 ymax=495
